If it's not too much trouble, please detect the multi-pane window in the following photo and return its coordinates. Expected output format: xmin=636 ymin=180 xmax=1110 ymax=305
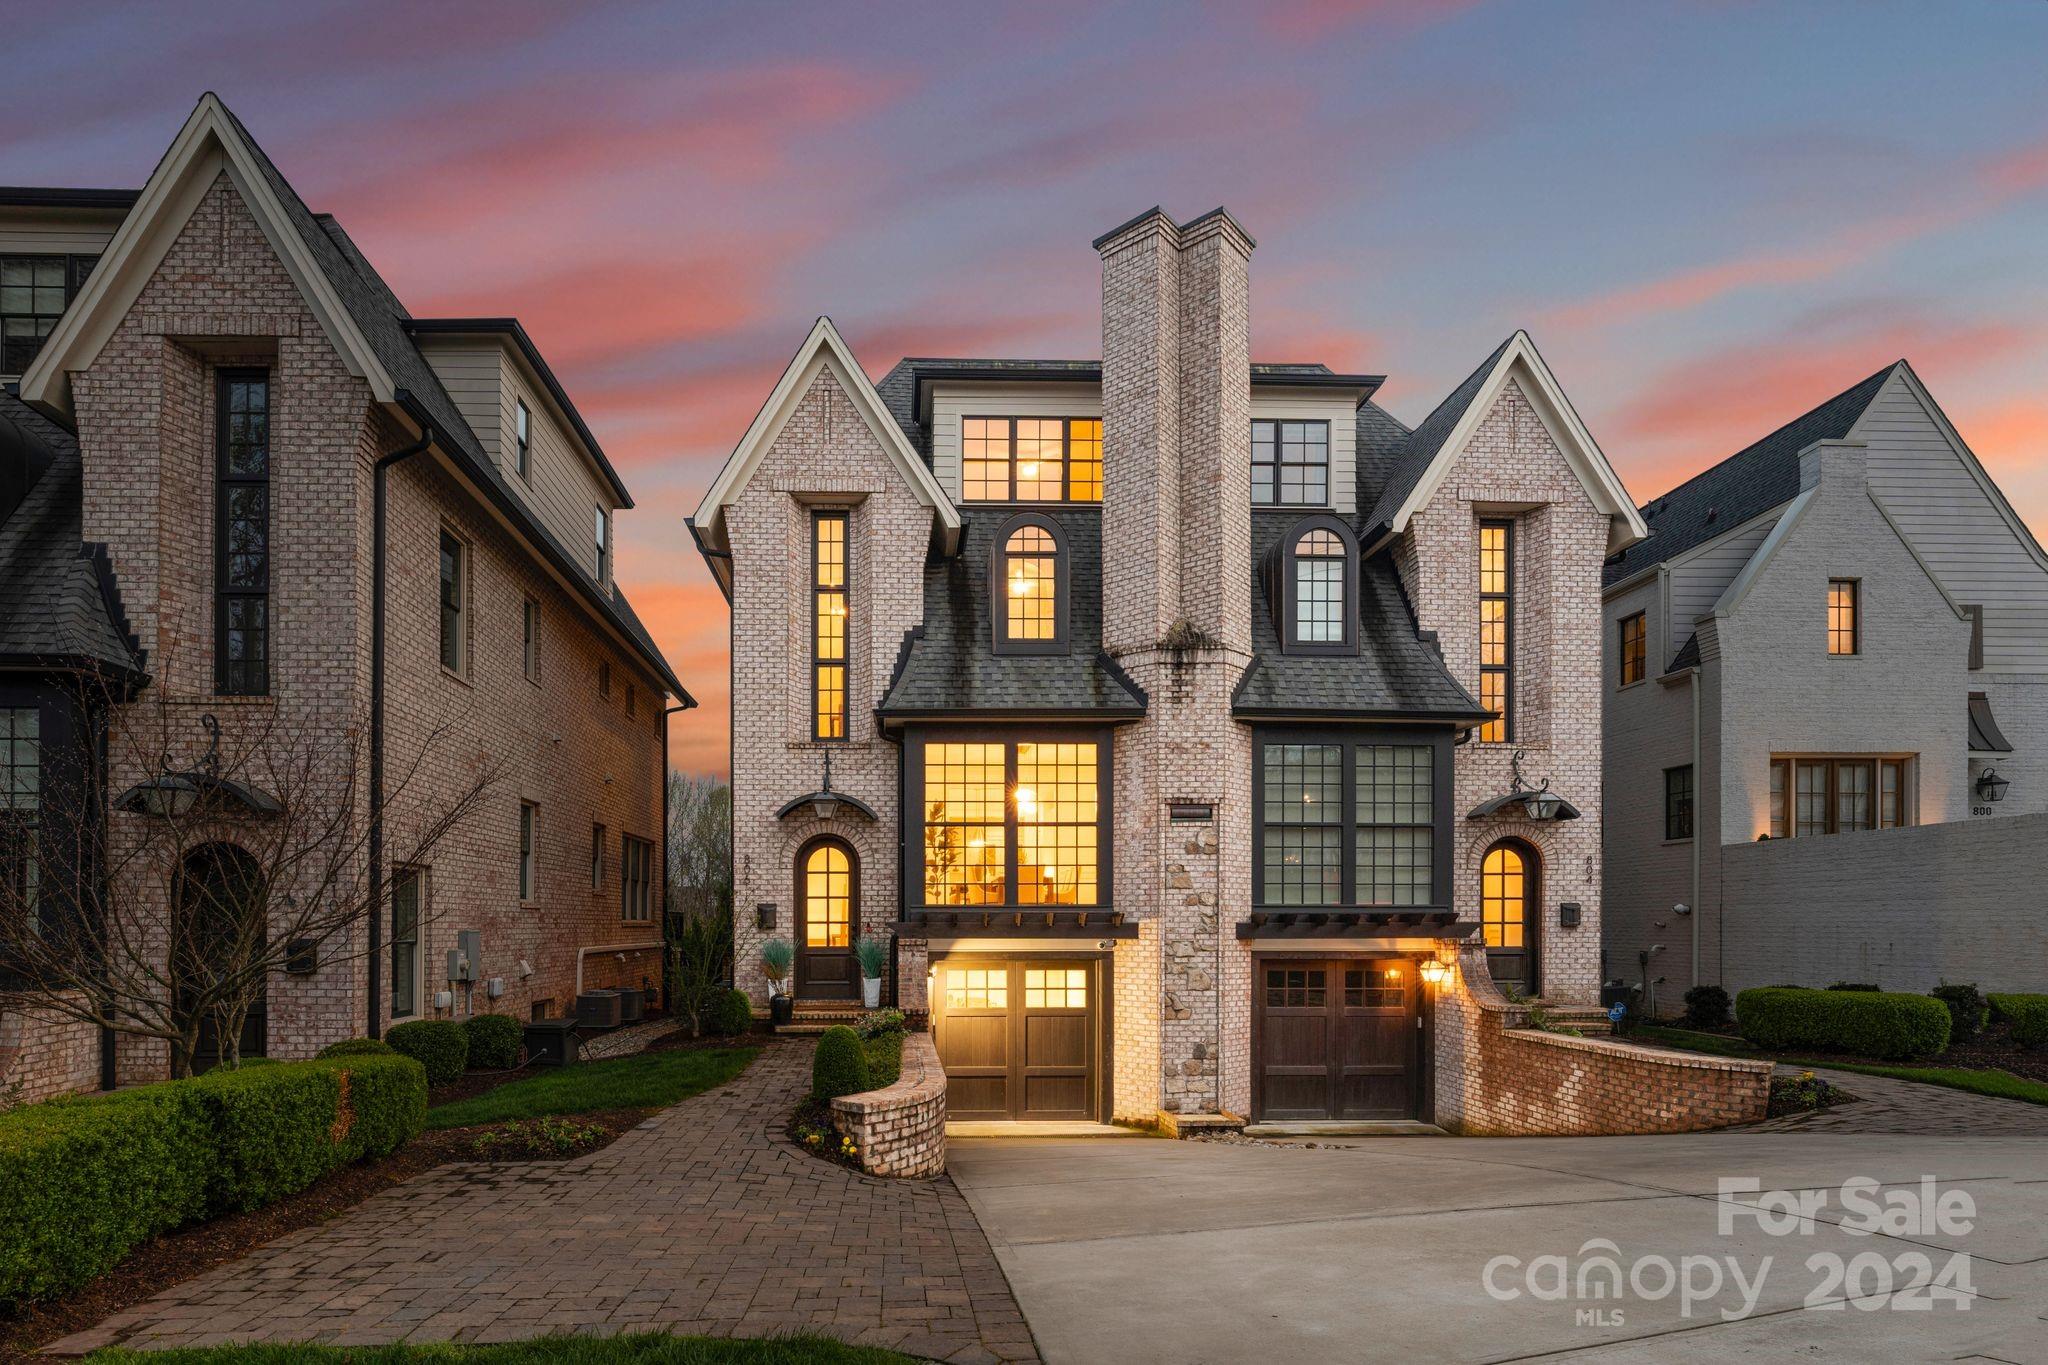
xmin=1265 ymin=966 xmax=1325 ymax=1008
xmin=944 ymin=965 xmax=1007 ymax=1009
xmin=1001 ymin=524 xmax=1058 ymax=642
xmin=1665 ymin=765 xmax=1694 ymax=840
xmin=0 ymin=708 xmax=38 ymax=934
xmin=594 ymin=505 xmax=608 ymax=580
xmin=1025 ymin=967 xmax=1087 ymax=1009
xmin=1294 ymin=528 xmax=1345 ymax=644
xmin=513 ymin=399 xmax=531 ymax=481
xmin=812 ymin=512 xmax=847 ymax=740
xmin=591 ymin=823 xmax=605 ymax=889
xmin=1619 ymin=612 xmax=1646 ymax=686
xmin=518 ymin=802 xmax=537 ymax=901
xmin=1 ymin=255 xmax=94 ymax=376
xmin=438 ymin=529 xmax=465 ymax=674
xmin=1828 ymin=579 xmax=1858 ymax=655
xmin=389 ymin=868 xmax=421 ymax=1020
xmin=920 ymin=739 xmax=1101 ymax=907
xmin=621 ymin=834 xmax=654 ymax=922
xmin=216 ymin=373 xmax=270 ymax=695
xmin=1251 ymin=420 xmax=1329 ymax=505
xmin=521 ymin=598 xmax=540 ymax=683
xmin=1478 ymin=520 xmax=1513 ymax=742
xmin=1344 ymin=967 xmax=1404 ymax=1009
xmin=802 ymin=841 xmax=852 ymax=948
xmin=1259 ymin=737 xmax=1440 ymax=908
xmin=1480 ymin=843 xmax=1527 ymax=949
xmin=962 ymin=418 xmax=1103 ymax=502
xmin=1768 ymin=757 xmax=1909 ymax=838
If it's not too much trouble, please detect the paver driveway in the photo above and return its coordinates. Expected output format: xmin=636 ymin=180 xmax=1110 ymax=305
xmin=50 ymin=1040 xmax=1037 ymax=1362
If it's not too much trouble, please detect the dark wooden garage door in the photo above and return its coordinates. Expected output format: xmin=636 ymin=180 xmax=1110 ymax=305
xmin=933 ymin=956 xmax=1100 ymax=1121
xmin=1254 ymin=958 xmax=1418 ymax=1122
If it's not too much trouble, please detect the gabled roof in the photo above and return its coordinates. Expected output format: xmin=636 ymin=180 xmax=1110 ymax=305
xmin=1603 ymin=363 xmax=1896 ymax=589
xmin=1362 ymin=331 xmax=1649 ymax=556
xmin=692 ymin=317 xmax=964 ymax=595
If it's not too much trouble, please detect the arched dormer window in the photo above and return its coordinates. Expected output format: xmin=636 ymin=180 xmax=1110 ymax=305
xmin=991 ymin=513 xmax=1069 ymax=655
xmin=1274 ymin=515 xmax=1359 ymax=655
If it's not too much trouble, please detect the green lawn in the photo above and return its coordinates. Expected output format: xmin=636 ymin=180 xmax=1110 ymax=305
xmin=426 ymin=1047 xmax=758 ymax=1130
xmin=88 ymin=1333 xmax=912 ymax=1363
xmin=1632 ymin=1025 xmax=2048 ymax=1108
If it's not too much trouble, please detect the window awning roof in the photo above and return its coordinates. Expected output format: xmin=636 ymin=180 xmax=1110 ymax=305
xmin=1465 ymin=790 xmax=1583 ymax=821
xmin=113 ymin=772 xmax=282 ymax=818
xmin=1969 ymin=691 xmax=2013 ymax=754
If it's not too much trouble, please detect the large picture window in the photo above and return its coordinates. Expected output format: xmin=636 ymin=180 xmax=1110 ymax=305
xmin=1251 ymin=420 xmax=1329 ymax=505
xmin=1768 ymin=756 xmax=1909 ymax=838
xmin=917 ymin=736 xmax=1104 ymax=908
xmin=1478 ymin=519 xmax=1513 ymax=741
xmin=216 ymin=371 xmax=271 ymax=696
xmin=1255 ymin=733 xmax=1446 ymax=908
xmin=962 ymin=418 xmax=1102 ymax=502
xmin=0 ymin=707 xmax=38 ymax=934
xmin=812 ymin=511 xmax=848 ymax=740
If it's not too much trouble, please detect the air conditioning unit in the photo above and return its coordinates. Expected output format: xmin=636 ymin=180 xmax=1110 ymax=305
xmin=576 ymin=990 xmax=622 ymax=1029
xmin=616 ymin=987 xmax=644 ymax=1023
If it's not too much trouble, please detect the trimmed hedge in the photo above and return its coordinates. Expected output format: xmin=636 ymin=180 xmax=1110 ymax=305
xmin=0 ymin=1054 xmax=426 ymax=1307
xmin=318 ymin=1037 xmax=397 ymax=1059
xmin=811 ymin=1026 xmax=871 ymax=1101
xmin=709 ymin=988 xmax=754 ymax=1038
xmin=465 ymin=1014 xmax=525 ymax=1070
xmin=386 ymin=1018 xmax=469 ymax=1085
xmin=1989 ymin=993 xmax=2048 ymax=1048
xmin=1736 ymin=986 xmax=1951 ymax=1061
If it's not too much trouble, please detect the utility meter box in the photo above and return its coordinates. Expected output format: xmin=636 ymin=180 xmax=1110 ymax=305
xmin=456 ymin=930 xmax=482 ymax=978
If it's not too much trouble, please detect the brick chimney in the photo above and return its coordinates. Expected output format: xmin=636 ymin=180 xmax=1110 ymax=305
xmin=1095 ymin=207 xmax=1255 ymax=656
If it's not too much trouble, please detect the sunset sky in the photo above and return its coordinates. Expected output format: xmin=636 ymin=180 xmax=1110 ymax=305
xmin=10 ymin=0 xmax=2048 ymax=774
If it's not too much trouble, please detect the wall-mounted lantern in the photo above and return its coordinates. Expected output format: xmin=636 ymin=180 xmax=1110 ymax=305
xmin=1977 ymin=768 xmax=2011 ymax=803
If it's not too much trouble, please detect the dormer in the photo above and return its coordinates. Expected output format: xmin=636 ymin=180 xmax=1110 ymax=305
xmin=0 ymin=188 xmax=139 ymax=388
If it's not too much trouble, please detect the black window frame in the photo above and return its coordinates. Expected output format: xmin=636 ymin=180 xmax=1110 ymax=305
xmin=1 ymin=253 xmax=97 ymax=378
xmin=1828 ymin=578 xmax=1859 ymax=656
xmin=438 ymin=526 xmax=467 ymax=676
xmin=594 ymin=504 xmax=608 ymax=580
xmin=389 ymin=866 xmax=422 ymax=1020
xmin=1272 ymin=514 xmax=1359 ymax=656
xmin=1619 ymin=611 xmax=1647 ymax=687
xmin=1478 ymin=518 xmax=1514 ymax=742
xmin=513 ymin=398 xmax=532 ymax=482
xmin=518 ymin=801 xmax=537 ymax=902
xmin=621 ymin=833 xmax=654 ymax=922
xmin=0 ymin=704 xmax=40 ymax=939
xmin=214 ymin=369 xmax=272 ymax=697
xmin=1664 ymin=764 xmax=1694 ymax=841
xmin=591 ymin=822 xmax=605 ymax=890
xmin=812 ymin=509 xmax=849 ymax=740
xmin=959 ymin=416 xmax=1103 ymax=504
xmin=1250 ymin=419 xmax=1331 ymax=506
xmin=990 ymin=512 xmax=1070 ymax=656
xmin=1250 ymin=725 xmax=1455 ymax=911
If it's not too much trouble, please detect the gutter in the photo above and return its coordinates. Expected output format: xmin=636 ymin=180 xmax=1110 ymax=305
xmin=659 ymin=699 xmax=692 ymax=1007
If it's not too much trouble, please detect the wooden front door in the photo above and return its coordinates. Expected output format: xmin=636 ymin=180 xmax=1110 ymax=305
xmin=1481 ymin=840 xmax=1538 ymax=996
xmin=795 ymin=838 xmax=858 ymax=1000
xmin=1254 ymin=958 xmax=1418 ymax=1121
xmin=933 ymin=956 xmax=1101 ymax=1121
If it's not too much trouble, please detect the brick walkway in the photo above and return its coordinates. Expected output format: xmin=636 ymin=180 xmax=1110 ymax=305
xmin=1747 ymin=1062 xmax=2048 ymax=1135
xmin=49 ymin=1040 xmax=1038 ymax=1362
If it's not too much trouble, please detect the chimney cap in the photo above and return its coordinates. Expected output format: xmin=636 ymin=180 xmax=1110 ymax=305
xmin=1092 ymin=205 xmax=1256 ymax=253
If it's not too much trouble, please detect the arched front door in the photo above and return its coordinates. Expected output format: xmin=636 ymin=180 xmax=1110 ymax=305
xmin=173 ymin=842 xmax=267 ymax=1070
xmin=1481 ymin=840 xmax=1538 ymax=997
xmin=795 ymin=837 xmax=859 ymax=1000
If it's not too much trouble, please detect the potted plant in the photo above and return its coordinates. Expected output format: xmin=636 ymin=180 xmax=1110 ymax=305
xmin=855 ymin=933 xmax=889 ymax=1010
xmin=761 ymin=937 xmax=795 ymax=1025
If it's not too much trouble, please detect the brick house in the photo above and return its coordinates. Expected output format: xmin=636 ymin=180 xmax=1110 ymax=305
xmin=1603 ymin=363 xmax=2048 ymax=1003
xmin=693 ymin=207 xmax=1659 ymax=1129
xmin=0 ymin=95 xmax=687 ymax=1102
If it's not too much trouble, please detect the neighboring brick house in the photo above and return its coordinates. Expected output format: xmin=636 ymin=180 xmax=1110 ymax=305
xmin=0 ymin=95 xmax=687 ymax=1102
xmin=694 ymin=207 xmax=1653 ymax=1129
xmin=1603 ymin=363 xmax=2048 ymax=1002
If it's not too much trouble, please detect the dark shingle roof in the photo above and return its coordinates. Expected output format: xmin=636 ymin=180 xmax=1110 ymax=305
xmin=877 ymin=508 xmax=1145 ymax=718
xmin=1232 ymin=512 xmax=1487 ymax=720
xmin=1361 ymin=336 xmax=1515 ymax=542
xmin=1354 ymin=400 xmax=1413 ymax=514
xmin=1603 ymin=363 xmax=1897 ymax=588
xmin=0 ymin=395 xmax=144 ymax=677
xmin=1667 ymin=632 xmax=1700 ymax=673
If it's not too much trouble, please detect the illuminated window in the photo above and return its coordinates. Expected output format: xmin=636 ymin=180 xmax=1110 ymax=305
xmin=1619 ymin=612 xmax=1646 ymax=686
xmin=1771 ymin=756 xmax=1907 ymax=837
xmin=1478 ymin=520 xmax=1512 ymax=741
xmin=1025 ymin=967 xmax=1088 ymax=1009
xmin=944 ymin=966 xmax=1008 ymax=1010
xmin=920 ymin=739 xmax=1102 ymax=907
xmin=962 ymin=418 xmax=1102 ymax=502
xmin=1251 ymin=420 xmax=1329 ymax=505
xmin=802 ymin=841 xmax=852 ymax=948
xmin=1828 ymin=579 xmax=1859 ymax=655
xmin=1480 ymin=843 xmax=1526 ymax=949
xmin=993 ymin=516 xmax=1066 ymax=653
xmin=812 ymin=512 xmax=847 ymax=740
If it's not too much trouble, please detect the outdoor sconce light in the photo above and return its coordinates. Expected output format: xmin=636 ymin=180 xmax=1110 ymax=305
xmin=1977 ymin=768 xmax=2011 ymax=803
xmin=1418 ymin=958 xmax=1450 ymax=987
xmin=756 ymin=902 xmax=777 ymax=931
xmin=1560 ymin=902 xmax=1583 ymax=928
xmin=1523 ymin=788 xmax=1566 ymax=821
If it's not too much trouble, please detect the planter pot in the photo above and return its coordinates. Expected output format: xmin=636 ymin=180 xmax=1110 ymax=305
xmin=770 ymin=994 xmax=795 ymax=1026
xmin=862 ymin=976 xmax=883 ymax=1009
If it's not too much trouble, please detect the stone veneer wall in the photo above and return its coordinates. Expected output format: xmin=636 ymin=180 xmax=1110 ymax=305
xmin=1435 ymin=944 xmax=1771 ymax=1135
xmin=830 ymin=1030 xmax=947 ymax=1178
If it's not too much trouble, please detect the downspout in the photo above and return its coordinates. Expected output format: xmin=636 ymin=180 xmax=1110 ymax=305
xmin=367 ymin=398 xmax=436 ymax=1038
xmin=1689 ymin=665 xmax=1701 ymax=992
xmin=660 ymin=700 xmax=691 ymax=1007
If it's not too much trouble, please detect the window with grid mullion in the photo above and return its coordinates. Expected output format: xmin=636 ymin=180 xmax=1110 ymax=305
xmin=1354 ymin=744 xmax=1433 ymax=907
xmin=1261 ymin=743 xmax=1344 ymax=905
xmin=1251 ymin=420 xmax=1329 ymax=506
xmin=216 ymin=374 xmax=270 ymax=696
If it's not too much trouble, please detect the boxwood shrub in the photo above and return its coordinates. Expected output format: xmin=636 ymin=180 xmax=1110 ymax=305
xmin=811 ymin=1025 xmax=871 ymax=1101
xmin=709 ymin=988 xmax=754 ymax=1038
xmin=1989 ymin=993 xmax=2048 ymax=1048
xmin=317 ymin=1037 xmax=396 ymax=1059
xmin=1736 ymin=986 xmax=1951 ymax=1061
xmin=464 ymin=1013 xmax=524 ymax=1070
xmin=0 ymin=1054 xmax=426 ymax=1307
xmin=385 ymin=1018 xmax=469 ymax=1084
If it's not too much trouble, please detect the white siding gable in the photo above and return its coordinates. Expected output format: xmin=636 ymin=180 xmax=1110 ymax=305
xmin=928 ymin=382 xmax=1100 ymax=499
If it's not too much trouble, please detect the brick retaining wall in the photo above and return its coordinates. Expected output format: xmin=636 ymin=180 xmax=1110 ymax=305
xmin=830 ymin=1031 xmax=947 ymax=1178
xmin=1436 ymin=944 xmax=1771 ymax=1135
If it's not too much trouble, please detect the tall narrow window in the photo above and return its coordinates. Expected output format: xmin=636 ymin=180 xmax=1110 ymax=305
xmin=1251 ymin=420 xmax=1329 ymax=505
xmin=518 ymin=802 xmax=537 ymax=902
xmin=594 ymin=505 xmax=608 ymax=580
xmin=591 ymin=823 xmax=605 ymax=889
xmin=1478 ymin=520 xmax=1513 ymax=741
xmin=1828 ymin=579 xmax=1858 ymax=655
xmin=1260 ymin=743 xmax=1344 ymax=906
xmin=438 ymin=529 xmax=465 ymax=674
xmin=521 ymin=597 xmax=540 ymax=683
xmin=390 ymin=868 xmax=421 ymax=1020
xmin=626 ymin=683 xmax=637 ymax=718
xmin=993 ymin=515 xmax=1066 ymax=653
xmin=1354 ymin=744 xmax=1433 ymax=906
xmin=598 ymin=661 xmax=611 ymax=698
xmin=1619 ymin=612 xmax=1646 ymax=686
xmin=812 ymin=511 xmax=847 ymax=740
xmin=621 ymin=834 xmax=653 ymax=921
xmin=961 ymin=418 xmax=1103 ymax=502
xmin=0 ymin=708 xmax=38 ymax=935
xmin=1295 ymin=528 xmax=1346 ymax=644
xmin=1664 ymin=765 xmax=1694 ymax=840
xmin=216 ymin=372 xmax=270 ymax=695
xmin=513 ymin=398 xmax=531 ymax=481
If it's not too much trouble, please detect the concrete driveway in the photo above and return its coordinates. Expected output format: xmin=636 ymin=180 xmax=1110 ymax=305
xmin=949 ymin=1128 xmax=2048 ymax=1363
